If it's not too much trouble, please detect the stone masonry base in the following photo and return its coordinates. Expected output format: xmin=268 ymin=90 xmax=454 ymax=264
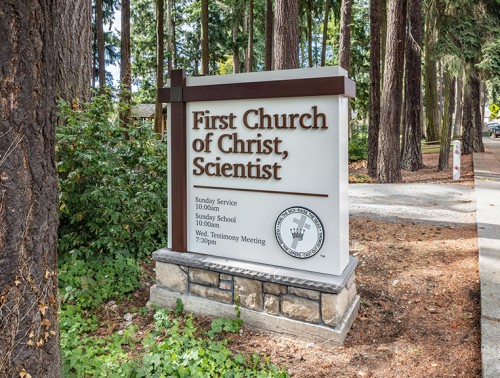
xmin=150 ymin=249 xmax=359 ymax=345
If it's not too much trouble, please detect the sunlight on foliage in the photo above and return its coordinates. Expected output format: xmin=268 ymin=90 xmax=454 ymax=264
xmin=56 ymin=94 xmax=167 ymax=308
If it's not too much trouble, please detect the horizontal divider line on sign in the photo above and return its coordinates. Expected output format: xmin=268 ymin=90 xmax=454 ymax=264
xmin=193 ymin=185 xmax=328 ymax=198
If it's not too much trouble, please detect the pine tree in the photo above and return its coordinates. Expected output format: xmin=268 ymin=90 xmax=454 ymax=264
xmin=273 ymin=0 xmax=299 ymax=70
xmin=377 ymin=0 xmax=405 ymax=183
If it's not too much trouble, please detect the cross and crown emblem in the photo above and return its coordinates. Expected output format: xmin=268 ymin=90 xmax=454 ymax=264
xmin=290 ymin=228 xmax=305 ymax=241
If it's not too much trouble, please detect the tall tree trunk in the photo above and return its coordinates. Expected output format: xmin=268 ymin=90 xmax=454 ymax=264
xmin=168 ymin=0 xmax=173 ymax=74
xmin=172 ymin=1 xmax=177 ymax=69
xmin=97 ymin=0 xmax=106 ymax=90
xmin=242 ymin=11 xmax=248 ymax=69
xmin=380 ymin=0 xmax=387 ymax=80
xmin=232 ymin=8 xmax=240 ymax=74
xmin=424 ymin=0 xmax=439 ymax=142
xmin=339 ymin=0 xmax=353 ymax=136
xmin=307 ymin=0 xmax=313 ymax=67
xmin=320 ymin=0 xmax=330 ymax=66
xmin=481 ymin=81 xmax=486 ymax=125
xmin=246 ymin=0 xmax=254 ymax=72
xmin=273 ymin=0 xmax=299 ymax=70
xmin=401 ymin=0 xmax=423 ymax=171
xmin=0 ymin=1 xmax=91 ymax=376
xmin=265 ymin=0 xmax=273 ymax=71
xmin=368 ymin=0 xmax=381 ymax=178
xmin=92 ymin=25 xmax=97 ymax=89
xmin=462 ymin=65 xmax=484 ymax=154
xmin=154 ymin=0 xmax=165 ymax=135
xmin=56 ymin=4 xmax=92 ymax=100
xmin=454 ymin=75 xmax=463 ymax=138
xmin=377 ymin=0 xmax=405 ymax=183
xmin=194 ymin=38 xmax=200 ymax=75
xmin=338 ymin=0 xmax=353 ymax=72
xmin=120 ymin=0 xmax=132 ymax=127
xmin=438 ymin=74 xmax=456 ymax=170
xmin=201 ymin=0 xmax=209 ymax=75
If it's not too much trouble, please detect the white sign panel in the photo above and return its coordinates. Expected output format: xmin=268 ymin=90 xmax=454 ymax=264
xmin=168 ymin=68 xmax=350 ymax=275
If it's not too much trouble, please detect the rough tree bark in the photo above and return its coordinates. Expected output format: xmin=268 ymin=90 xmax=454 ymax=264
xmin=401 ymin=0 xmax=423 ymax=171
xmin=377 ymin=0 xmax=405 ymax=183
xmin=242 ymin=9 xmax=248 ymax=70
xmin=246 ymin=0 xmax=254 ymax=72
xmin=368 ymin=0 xmax=381 ymax=178
xmin=154 ymin=0 xmax=165 ymax=135
xmin=424 ymin=0 xmax=439 ymax=142
xmin=380 ymin=0 xmax=387 ymax=81
xmin=201 ymin=0 xmax=209 ymax=75
xmin=338 ymin=0 xmax=353 ymax=72
xmin=0 ymin=0 xmax=91 ymax=376
xmin=120 ymin=0 xmax=132 ymax=127
xmin=97 ymin=0 xmax=106 ymax=90
xmin=168 ymin=0 xmax=174 ymax=73
xmin=320 ymin=0 xmax=330 ymax=67
xmin=265 ymin=0 xmax=273 ymax=70
xmin=307 ymin=0 xmax=313 ymax=67
xmin=273 ymin=0 xmax=299 ymax=70
xmin=438 ymin=74 xmax=456 ymax=170
xmin=232 ymin=4 xmax=241 ymax=74
xmin=462 ymin=65 xmax=484 ymax=154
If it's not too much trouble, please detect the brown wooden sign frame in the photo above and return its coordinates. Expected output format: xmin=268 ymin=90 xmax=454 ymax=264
xmin=160 ymin=69 xmax=355 ymax=252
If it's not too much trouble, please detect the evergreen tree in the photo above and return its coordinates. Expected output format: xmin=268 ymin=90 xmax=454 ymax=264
xmin=0 ymin=1 xmax=91 ymax=375
xmin=377 ymin=0 xmax=405 ymax=183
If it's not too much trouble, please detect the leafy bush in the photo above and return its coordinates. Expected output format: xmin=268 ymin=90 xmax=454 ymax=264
xmin=56 ymin=95 xmax=167 ymax=307
xmin=57 ymin=95 xmax=167 ymax=260
xmin=349 ymin=129 xmax=368 ymax=162
xmin=58 ymin=254 xmax=142 ymax=308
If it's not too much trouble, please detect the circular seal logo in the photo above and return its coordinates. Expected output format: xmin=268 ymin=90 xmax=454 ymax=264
xmin=275 ymin=207 xmax=324 ymax=259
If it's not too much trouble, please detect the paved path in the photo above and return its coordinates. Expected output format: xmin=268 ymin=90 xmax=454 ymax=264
xmin=474 ymin=137 xmax=500 ymax=378
xmin=350 ymin=182 xmax=475 ymax=226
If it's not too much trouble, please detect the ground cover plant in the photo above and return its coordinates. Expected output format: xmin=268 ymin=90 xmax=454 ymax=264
xmin=60 ymin=303 xmax=287 ymax=377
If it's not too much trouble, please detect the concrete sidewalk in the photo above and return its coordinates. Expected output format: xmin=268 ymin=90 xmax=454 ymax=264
xmin=474 ymin=138 xmax=500 ymax=378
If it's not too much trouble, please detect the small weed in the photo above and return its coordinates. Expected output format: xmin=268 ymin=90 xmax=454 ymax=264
xmin=174 ymin=297 xmax=184 ymax=316
xmin=139 ymin=306 xmax=149 ymax=316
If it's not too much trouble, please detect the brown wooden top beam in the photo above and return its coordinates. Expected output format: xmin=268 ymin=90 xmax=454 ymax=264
xmin=158 ymin=75 xmax=355 ymax=103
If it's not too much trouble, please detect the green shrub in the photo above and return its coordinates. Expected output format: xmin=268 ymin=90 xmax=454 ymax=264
xmin=349 ymin=133 xmax=368 ymax=162
xmin=56 ymin=95 xmax=167 ymax=308
xmin=57 ymin=95 xmax=167 ymax=261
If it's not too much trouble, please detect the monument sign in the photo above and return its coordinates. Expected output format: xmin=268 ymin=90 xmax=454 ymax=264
xmin=162 ymin=67 xmax=353 ymax=275
xmin=152 ymin=67 xmax=359 ymax=344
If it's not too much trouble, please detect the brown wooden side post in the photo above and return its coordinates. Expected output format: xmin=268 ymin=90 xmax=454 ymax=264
xmin=169 ymin=69 xmax=187 ymax=252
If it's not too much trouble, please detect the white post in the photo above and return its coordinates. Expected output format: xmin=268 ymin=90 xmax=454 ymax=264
xmin=453 ymin=140 xmax=461 ymax=181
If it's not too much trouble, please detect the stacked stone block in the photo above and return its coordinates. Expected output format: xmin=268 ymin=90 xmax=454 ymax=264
xmin=155 ymin=259 xmax=357 ymax=329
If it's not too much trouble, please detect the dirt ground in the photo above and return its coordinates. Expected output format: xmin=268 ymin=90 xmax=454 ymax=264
xmin=349 ymin=152 xmax=474 ymax=185
xmin=101 ymin=152 xmax=481 ymax=377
